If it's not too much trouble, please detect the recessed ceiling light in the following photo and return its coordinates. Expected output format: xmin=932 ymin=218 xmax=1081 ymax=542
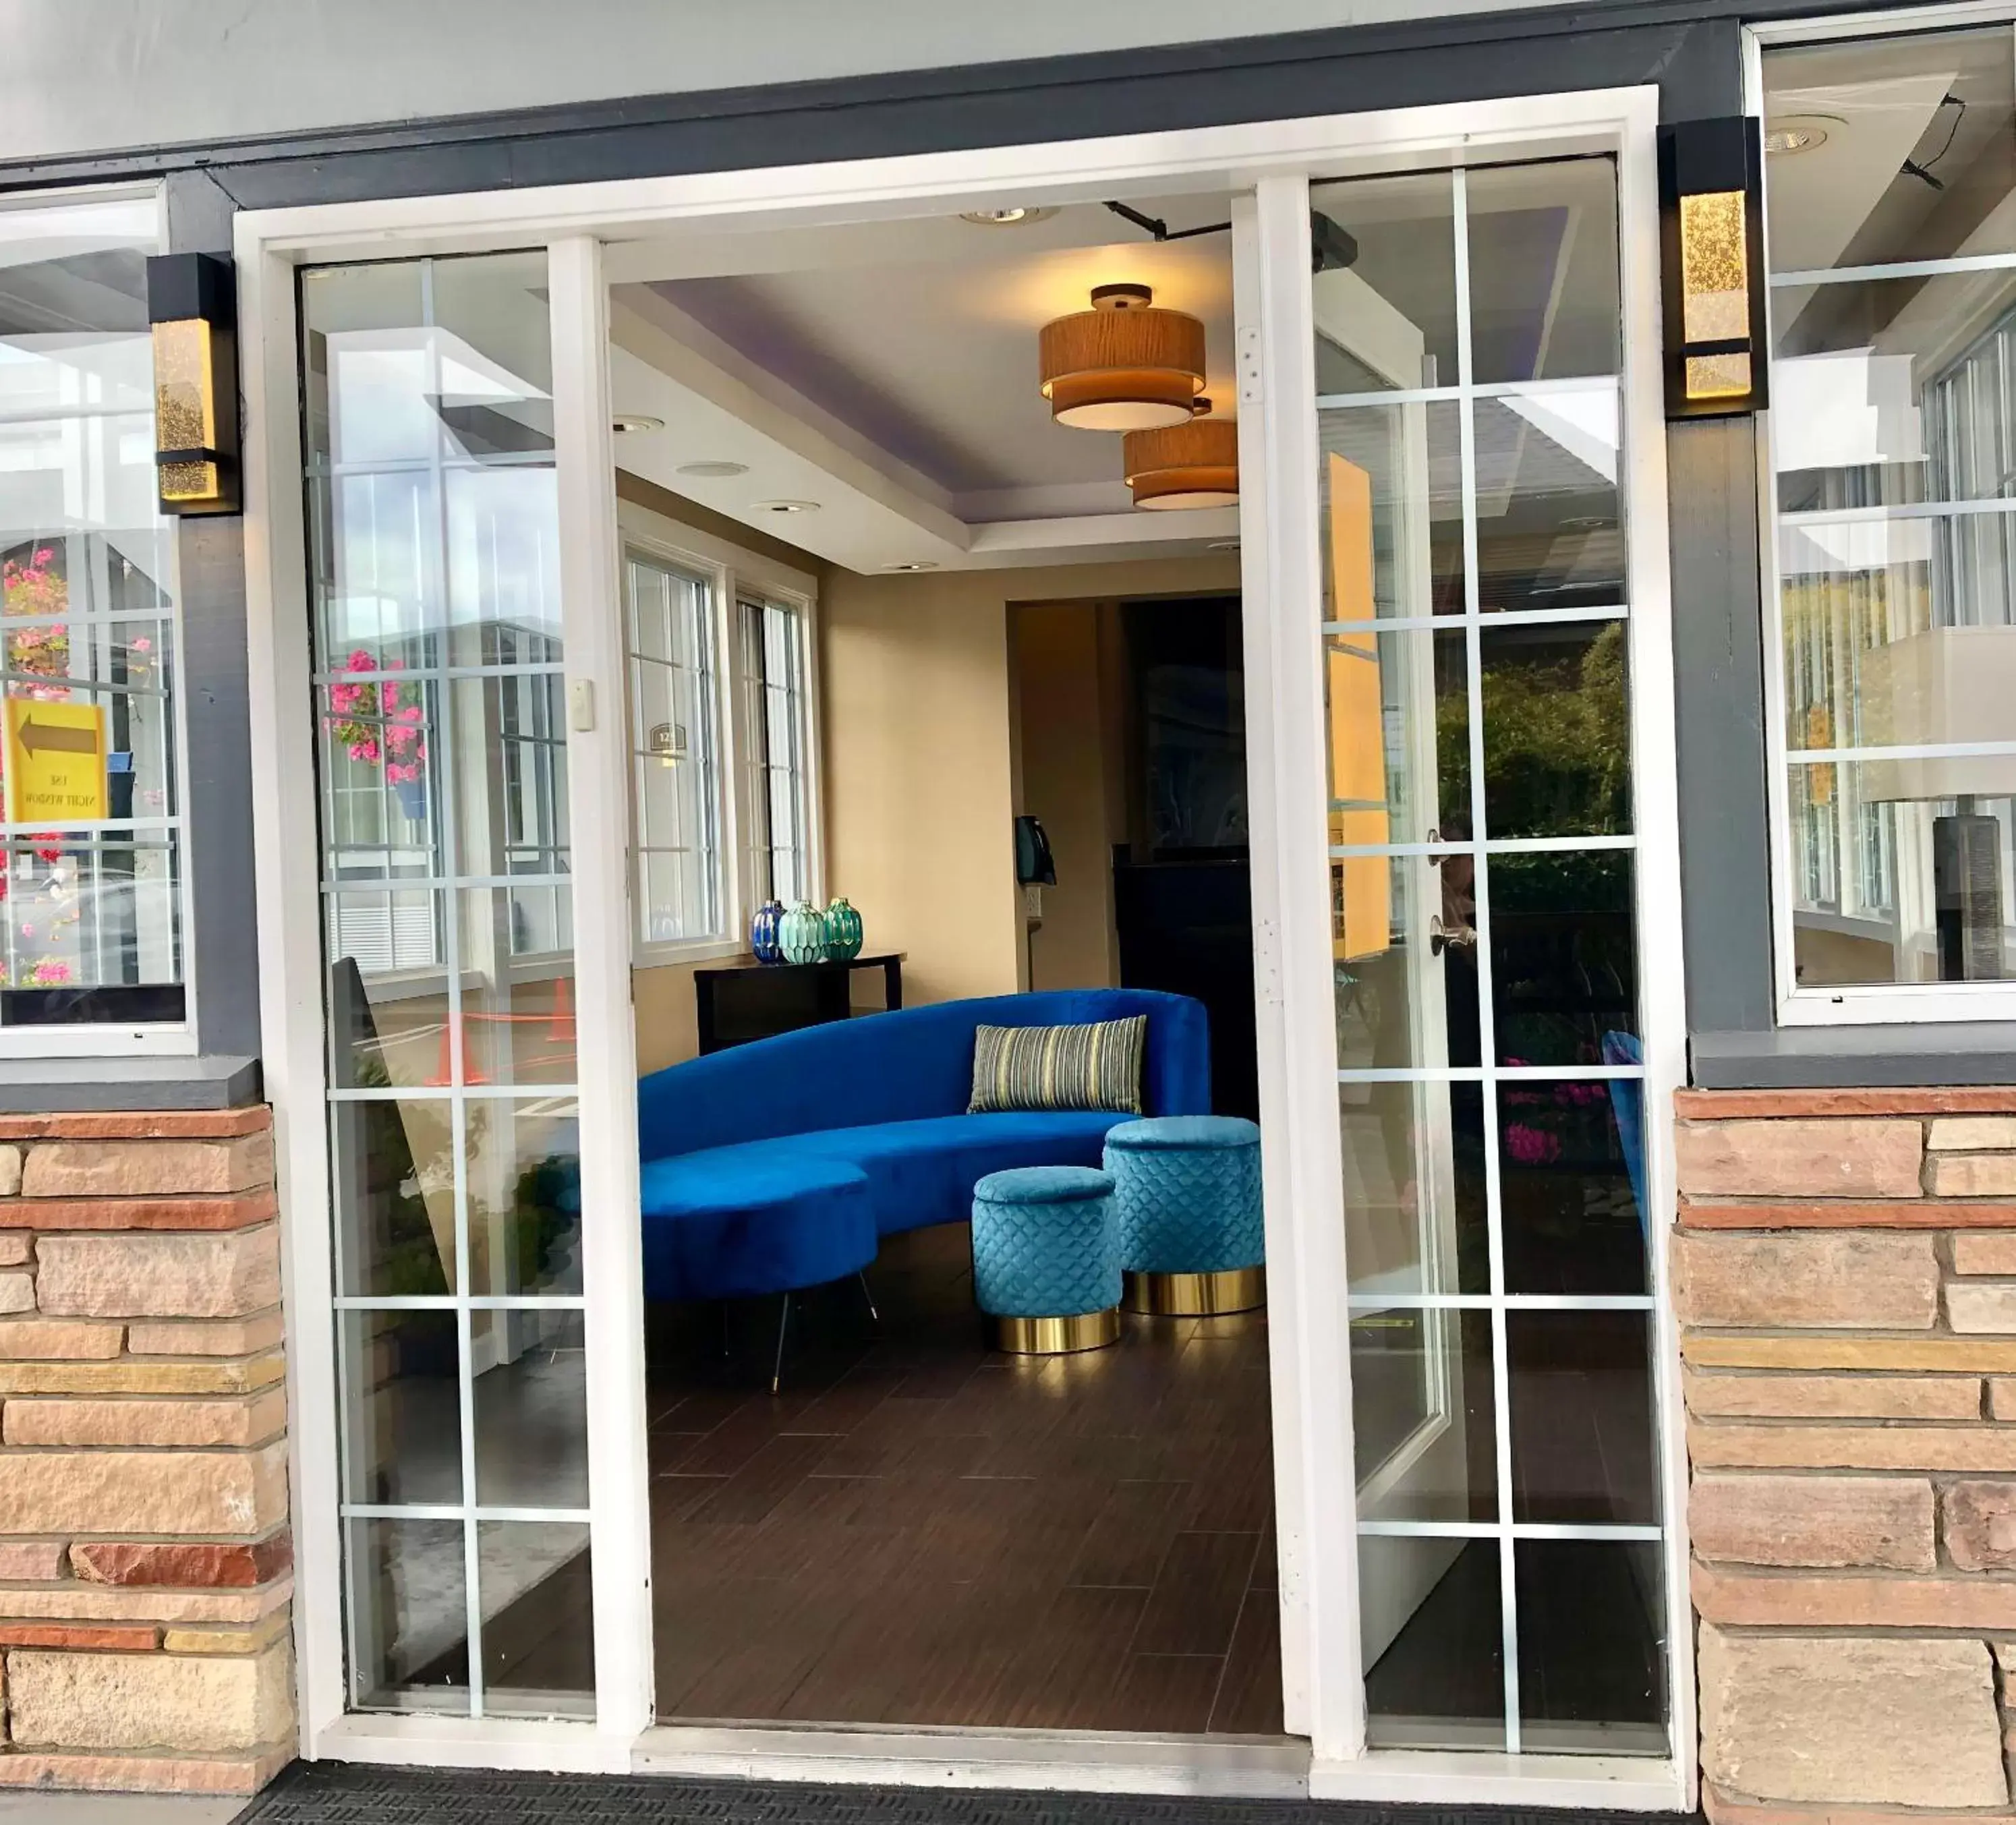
xmin=1764 ymin=116 xmax=1837 ymax=155
xmin=612 ymin=414 xmax=664 ymax=435
xmin=676 ymin=459 xmax=749 ymax=479
xmin=885 ymin=560 xmax=939 ymax=572
xmin=754 ymin=499 xmax=820 ymax=515
xmin=958 ymin=206 xmax=1058 ymax=227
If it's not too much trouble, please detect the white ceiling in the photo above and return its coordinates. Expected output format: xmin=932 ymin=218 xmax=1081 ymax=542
xmin=606 ymin=197 xmax=1241 ymax=573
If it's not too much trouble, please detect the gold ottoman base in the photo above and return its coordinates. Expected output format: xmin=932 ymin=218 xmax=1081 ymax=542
xmin=1124 ymin=1265 xmax=1267 ymax=1316
xmin=987 ymin=1308 xmax=1122 ymax=1355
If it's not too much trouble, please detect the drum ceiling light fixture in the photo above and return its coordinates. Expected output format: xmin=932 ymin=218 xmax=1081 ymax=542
xmin=1038 ymin=283 xmax=1205 ymax=431
xmin=1122 ymin=398 xmax=1238 ymax=510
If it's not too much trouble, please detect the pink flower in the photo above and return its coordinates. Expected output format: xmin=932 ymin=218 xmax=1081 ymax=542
xmin=30 ymin=959 xmax=71 ymax=986
xmin=130 ymin=636 xmax=151 ymax=654
xmin=1505 ymin=1123 xmax=1561 ymax=1166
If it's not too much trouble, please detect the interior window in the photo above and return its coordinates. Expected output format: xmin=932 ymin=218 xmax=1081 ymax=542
xmin=738 ymin=596 xmax=811 ymax=907
xmin=625 ymin=550 xmax=724 ymax=949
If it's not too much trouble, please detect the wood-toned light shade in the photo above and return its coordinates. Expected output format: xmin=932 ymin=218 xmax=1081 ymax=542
xmin=1122 ymin=411 xmax=1238 ymax=509
xmin=1039 ymin=286 xmax=1206 ymax=431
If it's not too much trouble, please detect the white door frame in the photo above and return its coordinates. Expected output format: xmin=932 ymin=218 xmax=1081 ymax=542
xmin=241 ymin=81 xmax=1689 ymax=1810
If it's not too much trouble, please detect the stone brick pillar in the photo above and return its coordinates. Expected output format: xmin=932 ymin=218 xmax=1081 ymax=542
xmin=0 ymin=1107 xmax=293 ymax=1795
xmin=1678 ymin=1087 xmax=2016 ymax=1823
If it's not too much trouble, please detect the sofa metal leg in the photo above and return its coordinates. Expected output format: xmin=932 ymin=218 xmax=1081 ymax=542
xmin=857 ymin=1270 xmax=881 ymax=1329
xmin=770 ymin=1293 xmax=791 ymax=1395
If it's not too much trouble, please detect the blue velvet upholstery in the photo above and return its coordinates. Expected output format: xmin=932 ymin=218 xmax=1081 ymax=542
xmin=1104 ymin=1114 xmax=1265 ymax=1275
xmin=637 ymin=989 xmax=1211 ymax=1302
xmin=971 ymin=1166 xmax=1120 ymax=1319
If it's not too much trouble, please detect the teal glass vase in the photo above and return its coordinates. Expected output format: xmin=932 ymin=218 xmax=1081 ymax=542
xmin=778 ymin=899 xmax=827 ymax=965
xmin=824 ymin=896 xmax=864 ymax=960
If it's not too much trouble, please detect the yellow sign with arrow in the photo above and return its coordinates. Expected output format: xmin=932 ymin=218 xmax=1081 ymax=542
xmin=3 ymin=700 xmax=107 ymax=823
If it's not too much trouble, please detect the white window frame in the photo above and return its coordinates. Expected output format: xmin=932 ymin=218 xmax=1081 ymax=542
xmin=613 ymin=498 xmax=821 ymax=966
xmin=1749 ymin=1 xmax=2016 ymax=1024
xmin=0 ymin=179 xmax=200 ymax=1060
xmin=239 ymin=85 xmax=1683 ymax=1811
xmin=731 ymin=587 xmax=822 ymax=917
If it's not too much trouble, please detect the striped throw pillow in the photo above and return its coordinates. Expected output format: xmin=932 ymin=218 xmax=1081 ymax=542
xmin=968 ymin=1016 xmax=1147 ymax=1116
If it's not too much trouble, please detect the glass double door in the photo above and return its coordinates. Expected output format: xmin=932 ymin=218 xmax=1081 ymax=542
xmin=1308 ymin=157 xmax=1668 ymax=1756
xmin=285 ymin=144 xmax=1671 ymax=1767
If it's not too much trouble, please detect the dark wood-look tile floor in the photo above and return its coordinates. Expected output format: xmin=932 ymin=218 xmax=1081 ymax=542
xmin=647 ymin=1221 xmax=1285 ymax=1735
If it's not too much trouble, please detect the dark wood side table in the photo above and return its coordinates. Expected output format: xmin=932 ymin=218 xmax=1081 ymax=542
xmin=693 ymin=953 xmax=905 ymax=1053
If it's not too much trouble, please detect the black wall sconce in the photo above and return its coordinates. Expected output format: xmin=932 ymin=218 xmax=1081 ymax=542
xmin=1658 ymin=117 xmax=1768 ymax=419
xmin=145 ymin=253 xmax=240 ymax=516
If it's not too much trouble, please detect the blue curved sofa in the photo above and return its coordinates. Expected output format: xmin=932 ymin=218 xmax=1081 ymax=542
xmin=636 ymin=988 xmax=1211 ymax=1303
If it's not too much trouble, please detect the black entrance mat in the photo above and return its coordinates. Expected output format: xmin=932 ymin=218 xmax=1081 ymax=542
xmin=233 ymin=1762 xmax=1694 ymax=1824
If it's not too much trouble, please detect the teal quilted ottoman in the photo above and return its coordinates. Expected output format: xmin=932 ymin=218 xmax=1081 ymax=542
xmin=1103 ymin=1115 xmax=1265 ymax=1315
xmin=970 ymin=1165 xmax=1120 ymax=1354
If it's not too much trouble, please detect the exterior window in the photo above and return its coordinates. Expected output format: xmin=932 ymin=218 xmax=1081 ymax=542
xmin=625 ymin=550 xmax=724 ymax=948
xmin=1763 ymin=22 xmax=2016 ymax=1007
xmin=0 ymin=190 xmax=185 ymax=1035
xmin=739 ymin=596 xmax=812 ymax=907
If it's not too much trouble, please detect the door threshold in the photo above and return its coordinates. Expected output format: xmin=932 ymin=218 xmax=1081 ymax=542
xmin=633 ymin=1720 xmax=1312 ymax=1797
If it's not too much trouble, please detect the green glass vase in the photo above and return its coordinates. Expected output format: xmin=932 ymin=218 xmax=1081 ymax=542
xmin=824 ymin=896 xmax=864 ymax=960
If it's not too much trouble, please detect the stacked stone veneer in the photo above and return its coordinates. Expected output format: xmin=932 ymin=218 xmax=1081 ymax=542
xmin=0 ymin=1107 xmax=293 ymax=1795
xmin=1675 ymin=1087 xmax=2016 ymax=1824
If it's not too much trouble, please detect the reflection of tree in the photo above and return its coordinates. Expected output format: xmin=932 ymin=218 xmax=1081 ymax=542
xmin=1438 ymin=620 xmax=1628 ymax=838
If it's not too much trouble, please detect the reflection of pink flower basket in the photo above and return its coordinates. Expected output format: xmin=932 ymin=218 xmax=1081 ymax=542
xmin=1504 ymin=1122 xmax=1562 ymax=1166
xmin=327 ymin=649 xmax=428 ymax=786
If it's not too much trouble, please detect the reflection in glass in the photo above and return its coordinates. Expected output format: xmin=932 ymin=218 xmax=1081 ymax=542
xmin=1474 ymin=387 xmax=1624 ymax=614
xmin=464 ymin=1099 xmax=583 ymax=1299
xmin=347 ymin=1518 xmax=469 ymax=1712
xmin=310 ymin=252 xmax=590 ymax=1720
xmin=1319 ymin=403 xmax=1463 ymax=618
xmin=1763 ymin=26 xmax=2016 ymax=276
xmin=0 ymin=195 xmax=184 ymax=1029
xmin=331 ymin=1100 xmax=456 ymax=1298
xmin=1335 ymin=873 xmax=1482 ymax=1073
xmin=1363 ymin=1537 xmax=1506 ymax=1751
xmin=1498 ymin=1082 xmax=1646 ymax=1296
xmin=339 ymin=1311 xmax=461 ymax=1505
xmin=479 ymin=1524 xmax=594 ymax=1718
xmin=1341 ymin=1081 xmax=1488 ymax=1298
xmin=1507 ymin=1310 xmax=1658 ymax=1524
xmin=1516 ymin=1540 xmax=1667 ymax=1754
xmin=1326 ymin=628 xmax=1468 ymax=842
xmin=473 ymin=1310 xmax=589 ymax=1509
xmin=318 ymin=674 xmax=442 ymax=891
xmin=460 ymin=892 xmax=577 ymax=1089
xmin=1353 ymin=1308 xmax=1497 ymax=1521
xmin=1466 ymin=161 xmax=1621 ymax=386
xmin=1488 ymin=850 xmax=1638 ymax=1067
xmin=1770 ymin=274 xmax=2016 ymax=515
xmin=1480 ymin=620 xmax=1630 ymax=838
xmin=1779 ymin=489 xmax=2016 ymax=986
xmin=1789 ymin=763 xmax=2016 ymax=987
xmin=1312 ymin=171 xmax=1458 ymax=392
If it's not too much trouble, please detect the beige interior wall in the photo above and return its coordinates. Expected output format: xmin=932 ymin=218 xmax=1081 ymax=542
xmin=822 ymin=552 xmax=1238 ymax=1011
xmin=1012 ymin=600 xmax=1122 ymax=993
xmin=634 ymin=961 xmax=704 ymax=1076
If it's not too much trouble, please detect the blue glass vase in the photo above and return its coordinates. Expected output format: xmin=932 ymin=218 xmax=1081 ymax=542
xmin=778 ymin=900 xmax=827 ymax=966
xmin=749 ymin=898 xmax=786 ymax=964
xmin=824 ymin=896 xmax=864 ymax=960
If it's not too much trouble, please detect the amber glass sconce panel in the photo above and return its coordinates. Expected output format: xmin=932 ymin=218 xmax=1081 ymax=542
xmin=145 ymin=254 xmax=239 ymax=515
xmin=1659 ymin=119 xmax=1766 ymax=417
